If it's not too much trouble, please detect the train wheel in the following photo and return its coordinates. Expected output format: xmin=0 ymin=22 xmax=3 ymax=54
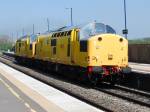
xmin=110 ymin=80 xmax=116 ymax=86
xmin=88 ymin=74 xmax=99 ymax=86
xmin=110 ymin=74 xmax=119 ymax=85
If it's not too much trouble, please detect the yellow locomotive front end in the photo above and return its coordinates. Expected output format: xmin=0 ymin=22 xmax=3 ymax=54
xmin=79 ymin=23 xmax=131 ymax=84
xmin=88 ymin=34 xmax=128 ymax=68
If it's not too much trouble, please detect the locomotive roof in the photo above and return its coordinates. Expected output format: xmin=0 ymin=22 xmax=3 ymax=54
xmin=18 ymin=34 xmax=39 ymax=40
xmin=17 ymin=22 xmax=116 ymax=41
xmin=16 ymin=35 xmax=29 ymax=42
xmin=48 ymin=22 xmax=115 ymax=33
xmin=43 ymin=22 xmax=104 ymax=34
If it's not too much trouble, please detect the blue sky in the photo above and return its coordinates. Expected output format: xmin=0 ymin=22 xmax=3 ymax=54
xmin=0 ymin=0 xmax=150 ymax=39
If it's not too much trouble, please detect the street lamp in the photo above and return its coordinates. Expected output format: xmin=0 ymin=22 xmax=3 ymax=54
xmin=16 ymin=31 xmax=18 ymax=39
xmin=47 ymin=18 xmax=50 ymax=32
xmin=11 ymin=33 xmax=13 ymax=43
xmin=122 ymin=0 xmax=128 ymax=39
xmin=66 ymin=8 xmax=73 ymax=26
xmin=22 ymin=28 xmax=24 ymax=36
xmin=33 ymin=24 xmax=35 ymax=34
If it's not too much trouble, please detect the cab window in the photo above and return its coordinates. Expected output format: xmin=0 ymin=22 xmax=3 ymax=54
xmin=51 ymin=39 xmax=56 ymax=46
xmin=19 ymin=43 xmax=21 ymax=47
xmin=106 ymin=25 xmax=116 ymax=34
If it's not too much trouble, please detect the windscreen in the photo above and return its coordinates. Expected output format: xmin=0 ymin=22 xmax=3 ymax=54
xmin=80 ymin=23 xmax=116 ymax=40
xmin=106 ymin=25 xmax=116 ymax=34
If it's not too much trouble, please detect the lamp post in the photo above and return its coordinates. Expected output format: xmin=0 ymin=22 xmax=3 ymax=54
xmin=22 ymin=28 xmax=24 ymax=36
xmin=33 ymin=24 xmax=35 ymax=34
xmin=122 ymin=0 xmax=128 ymax=39
xmin=11 ymin=33 xmax=13 ymax=43
xmin=16 ymin=31 xmax=18 ymax=39
xmin=47 ymin=18 xmax=50 ymax=32
xmin=66 ymin=8 xmax=73 ymax=26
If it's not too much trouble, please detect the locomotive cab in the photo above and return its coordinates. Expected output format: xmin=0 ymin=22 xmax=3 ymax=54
xmin=78 ymin=22 xmax=131 ymax=84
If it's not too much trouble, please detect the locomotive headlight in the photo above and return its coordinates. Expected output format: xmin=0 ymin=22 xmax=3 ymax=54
xmin=98 ymin=37 xmax=102 ymax=41
xmin=119 ymin=38 xmax=123 ymax=42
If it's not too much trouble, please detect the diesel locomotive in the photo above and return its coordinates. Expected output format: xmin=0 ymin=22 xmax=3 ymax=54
xmin=15 ymin=22 xmax=131 ymax=84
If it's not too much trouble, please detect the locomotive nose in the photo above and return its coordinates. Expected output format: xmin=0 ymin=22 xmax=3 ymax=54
xmin=88 ymin=34 xmax=128 ymax=66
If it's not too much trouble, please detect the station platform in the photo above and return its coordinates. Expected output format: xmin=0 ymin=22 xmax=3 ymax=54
xmin=0 ymin=62 xmax=103 ymax=112
xmin=0 ymin=74 xmax=46 ymax=112
xmin=129 ymin=62 xmax=150 ymax=74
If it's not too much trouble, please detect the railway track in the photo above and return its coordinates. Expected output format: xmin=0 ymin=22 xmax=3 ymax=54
xmin=0 ymin=53 xmax=150 ymax=112
xmin=95 ymin=83 xmax=150 ymax=107
xmin=0 ymin=53 xmax=15 ymax=61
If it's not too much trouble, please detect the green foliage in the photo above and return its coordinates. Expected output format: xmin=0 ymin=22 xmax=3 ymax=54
xmin=0 ymin=42 xmax=13 ymax=51
xmin=129 ymin=38 xmax=150 ymax=44
xmin=0 ymin=35 xmax=14 ymax=51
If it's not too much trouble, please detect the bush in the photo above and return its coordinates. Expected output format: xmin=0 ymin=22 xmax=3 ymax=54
xmin=0 ymin=43 xmax=14 ymax=51
xmin=129 ymin=38 xmax=150 ymax=44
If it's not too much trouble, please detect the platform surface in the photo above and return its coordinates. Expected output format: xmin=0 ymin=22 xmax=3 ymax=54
xmin=0 ymin=75 xmax=46 ymax=112
xmin=129 ymin=62 xmax=150 ymax=74
xmin=0 ymin=62 xmax=103 ymax=112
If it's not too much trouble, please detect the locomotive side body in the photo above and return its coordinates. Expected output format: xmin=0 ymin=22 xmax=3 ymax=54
xmin=27 ymin=35 xmax=38 ymax=58
xmin=35 ymin=35 xmax=51 ymax=60
xmin=15 ymin=35 xmax=29 ymax=57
